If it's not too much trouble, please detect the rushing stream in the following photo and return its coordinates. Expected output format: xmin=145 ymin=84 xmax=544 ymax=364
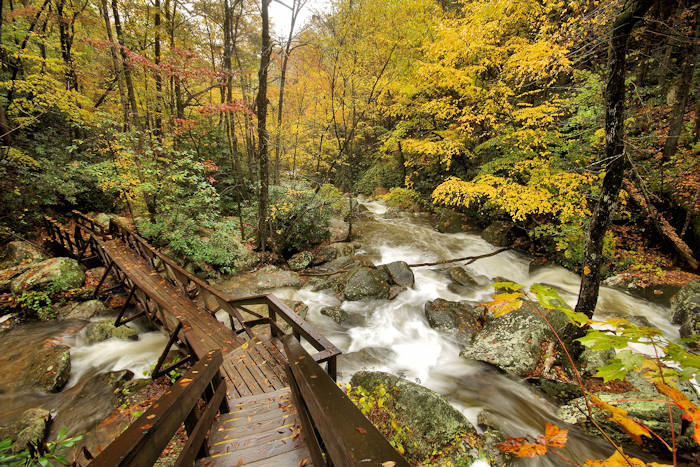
xmin=267 ymin=199 xmax=680 ymax=465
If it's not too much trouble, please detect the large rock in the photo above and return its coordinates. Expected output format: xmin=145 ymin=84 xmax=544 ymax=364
xmin=379 ymin=261 xmax=414 ymax=288
xmin=481 ymin=221 xmax=515 ymax=247
xmin=448 ymin=266 xmax=478 ymax=287
xmin=460 ymin=303 xmax=568 ymax=377
xmin=0 ymin=408 xmax=50 ymax=453
xmin=311 ymin=243 xmax=357 ymax=266
xmin=424 ymin=299 xmax=482 ymax=345
xmin=350 ymin=371 xmax=475 ymax=460
xmin=251 ymin=266 xmax=302 ymax=291
xmin=0 ymin=241 xmax=48 ymax=269
xmin=670 ymin=279 xmax=700 ymax=344
xmin=57 ymin=299 xmax=110 ymax=320
xmin=10 ymin=257 xmax=85 ymax=294
xmin=287 ymin=251 xmax=313 ymax=271
xmin=25 ymin=342 xmax=71 ymax=392
xmin=580 ymin=347 xmax=615 ymax=377
xmin=435 ymin=208 xmax=466 ymax=234
xmin=320 ymin=306 xmax=349 ymax=324
xmin=559 ymin=391 xmax=694 ymax=454
xmin=525 ymin=377 xmax=583 ymax=404
xmin=0 ymin=263 xmax=35 ymax=292
xmin=84 ymin=320 xmax=139 ymax=344
xmin=343 ymin=267 xmax=390 ymax=301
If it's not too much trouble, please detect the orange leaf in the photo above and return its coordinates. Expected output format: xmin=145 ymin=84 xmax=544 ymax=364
xmin=298 ymin=459 xmax=309 ymax=467
xmin=482 ymin=292 xmax=523 ymax=317
xmin=355 ymin=427 xmax=367 ymax=434
xmin=655 ymin=381 xmax=700 ymax=445
xmin=583 ymin=449 xmax=671 ymax=466
xmin=381 ymin=462 xmax=396 ymax=467
xmin=496 ymin=437 xmax=547 ymax=458
xmin=542 ymin=423 xmax=568 ymax=448
xmin=589 ymin=394 xmax=650 ymax=444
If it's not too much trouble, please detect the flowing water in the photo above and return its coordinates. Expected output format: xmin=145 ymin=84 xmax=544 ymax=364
xmin=267 ymin=199 xmax=680 ymax=465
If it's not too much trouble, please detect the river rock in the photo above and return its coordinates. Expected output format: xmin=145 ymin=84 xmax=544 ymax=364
xmin=579 ymin=347 xmax=615 ymax=377
xmin=10 ymin=257 xmax=85 ymax=294
xmin=251 ymin=265 xmax=302 ymax=290
xmin=558 ymin=391 xmax=694 ymax=454
xmin=311 ymin=242 xmax=357 ymax=266
xmin=84 ymin=320 xmax=139 ymax=344
xmin=525 ymin=377 xmax=583 ymax=404
xmin=0 ymin=408 xmax=51 ymax=453
xmin=343 ymin=267 xmax=390 ymax=301
xmin=424 ymin=299 xmax=482 ymax=345
xmin=1 ymin=241 xmax=48 ymax=269
xmin=481 ymin=221 xmax=515 ymax=247
xmin=460 ymin=304 xmax=568 ymax=377
xmin=349 ymin=370 xmax=475 ymax=460
xmin=320 ymin=305 xmax=349 ymax=324
xmin=670 ymin=279 xmax=700 ymax=345
xmin=25 ymin=342 xmax=71 ymax=392
xmin=476 ymin=411 xmax=514 ymax=466
xmin=287 ymin=251 xmax=313 ymax=271
xmin=435 ymin=208 xmax=466 ymax=233
xmin=379 ymin=261 xmax=414 ymax=288
xmin=0 ymin=263 xmax=35 ymax=292
xmin=57 ymin=299 xmax=109 ymax=320
xmin=448 ymin=266 xmax=478 ymax=286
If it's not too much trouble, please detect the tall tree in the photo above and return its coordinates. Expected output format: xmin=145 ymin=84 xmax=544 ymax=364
xmin=574 ymin=0 xmax=654 ymax=319
xmin=256 ymin=0 xmax=272 ymax=250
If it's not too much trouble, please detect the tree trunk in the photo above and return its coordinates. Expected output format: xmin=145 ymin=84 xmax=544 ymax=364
xmin=574 ymin=0 xmax=653 ymax=320
xmin=55 ymin=0 xmax=78 ymax=90
xmin=255 ymin=0 xmax=272 ymax=251
xmin=99 ymin=0 xmax=129 ymax=129
xmin=111 ymin=0 xmax=140 ymax=129
xmin=153 ymin=0 xmax=162 ymax=136
xmin=662 ymin=8 xmax=698 ymax=160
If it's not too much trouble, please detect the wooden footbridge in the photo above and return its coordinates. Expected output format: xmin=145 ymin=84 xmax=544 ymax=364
xmin=45 ymin=212 xmax=408 ymax=467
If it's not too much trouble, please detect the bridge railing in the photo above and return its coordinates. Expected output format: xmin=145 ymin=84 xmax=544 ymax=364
xmin=88 ymin=349 xmax=227 ymax=467
xmin=282 ymin=335 xmax=409 ymax=467
xmin=103 ymin=216 xmax=341 ymax=379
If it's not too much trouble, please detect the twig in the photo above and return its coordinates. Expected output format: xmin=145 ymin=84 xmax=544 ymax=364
xmin=407 ymin=247 xmax=512 ymax=268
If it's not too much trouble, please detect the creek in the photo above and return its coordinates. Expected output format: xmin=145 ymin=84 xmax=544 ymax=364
xmin=264 ymin=199 xmax=680 ymax=465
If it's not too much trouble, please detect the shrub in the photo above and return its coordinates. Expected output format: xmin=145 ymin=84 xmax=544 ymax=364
xmin=355 ymin=162 xmax=403 ymax=195
xmin=381 ymin=187 xmax=420 ymax=210
xmin=269 ymin=186 xmax=331 ymax=255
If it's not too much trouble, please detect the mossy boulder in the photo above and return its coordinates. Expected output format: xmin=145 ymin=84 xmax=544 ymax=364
xmin=525 ymin=377 xmax=583 ymax=404
xmin=379 ymin=261 xmax=414 ymax=288
xmin=10 ymin=257 xmax=85 ymax=294
xmin=350 ymin=370 xmax=475 ymax=460
xmin=481 ymin=221 xmax=516 ymax=247
xmin=84 ymin=320 xmax=139 ymax=344
xmin=251 ymin=266 xmax=302 ymax=291
xmin=288 ymin=251 xmax=313 ymax=271
xmin=424 ymin=299 xmax=482 ymax=345
xmin=57 ymin=299 xmax=109 ymax=320
xmin=0 ymin=241 xmax=48 ymax=269
xmin=25 ymin=342 xmax=71 ymax=392
xmin=0 ymin=408 xmax=51 ymax=453
xmin=311 ymin=242 xmax=357 ymax=266
xmin=670 ymin=279 xmax=700 ymax=345
xmin=343 ymin=267 xmax=390 ymax=301
xmin=320 ymin=306 xmax=349 ymax=324
xmin=435 ymin=208 xmax=466 ymax=234
xmin=579 ymin=347 xmax=615 ymax=377
xmin=448 ymin=266 xmax=478 ymax=287
xmin=460 ymin=303 xmax=568 ymax=377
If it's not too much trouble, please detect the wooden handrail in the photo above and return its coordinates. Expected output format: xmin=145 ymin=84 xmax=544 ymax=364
xmin=283 ymin=335 xmax=409 ymax=467
xmin=89 ymin=350 xmax=226 ymax=467
xmin=104 ymin=216 xmax=341 ymax=378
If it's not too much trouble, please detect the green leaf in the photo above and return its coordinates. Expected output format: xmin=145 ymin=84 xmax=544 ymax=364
xmin=492 ymin=281 xmax=523 ymax=291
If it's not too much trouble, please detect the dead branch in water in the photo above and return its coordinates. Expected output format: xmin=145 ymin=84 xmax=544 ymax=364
xmin=407 ymin=246 xmax=512 ymax=268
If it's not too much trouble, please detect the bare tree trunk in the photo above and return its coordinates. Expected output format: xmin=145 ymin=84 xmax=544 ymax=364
xmin=99 ymin=0 xmax=129 ymax=129
xmin=111 ymin=0 xmax=140 ymax=129
xmin=662 ymin=8 xmax=698 ymax=160
xmin=574 ymin=0 xmax=653 ymax=320
xmin=153 ymin=0 xmax=162 ymax=136
xmin=255 ymin=0 xmax=272 ymax=251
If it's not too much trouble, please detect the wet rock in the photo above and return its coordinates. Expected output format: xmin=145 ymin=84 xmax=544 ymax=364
xmin=343 ymin=267 xmax=390 ymax=301
xmin=320 ymin=306 xmax=349 ymax=324
xmin=349 ymin=370 xmax=475 ymax=460
xmin=558 ymin=391 xmax=694 ymax=455
xmin=604 ymin=273 xmax=680 ymax=303
xmin=251 ymin=266 xmax=302 ymax=290
xmin=460 ymin=303 xmax=568 ymax=377
xmin=309 ymin=271 xmax=350 ymax=294
xmin=10 ymin=257 xmax=85 ymax=294
xmin=379 ymin=261 xmax=414 ymax=288
xmin=424 ymin=299 xmax=482 ymax=345
xmin=84 ymin=320 xmax=139 ymax=344
xmin=0 ymin=241 xmax=48 ymax=269
xmin=435 ymin=208 xmax=466 ymax=234
xmin=579 ymin=347 xmax=615 ymax=377
xmin=311 ymin=243 xmax=357 ymax=266
xmin=476 ymin=411 xmax=514 ymax=466
xmin=57 ymin=299 xmax=109 ymax=320
xmin=448 ymin=266 xmax=478 ymax=286
xmin=481 ymin=221 xmax=515 ymax=247
xmin=670 ymin=279 xmax=700 ymax=345
xmin=275 ymin=300 xmax=309 ymax=333
xmin=525 ymin=377 xmax=583 ymax=404
xmin=0 ymin=408 xmax=50 ymax=453
xmin=25 ymin=342 xmax=71 ymax=392
xmin=0 ymin=263 xmax=35 ymax=292
xmin=287 ymin=251 xmax=313 ymax=271
xmin=388 ymin=285 xmax=406 ymax=300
